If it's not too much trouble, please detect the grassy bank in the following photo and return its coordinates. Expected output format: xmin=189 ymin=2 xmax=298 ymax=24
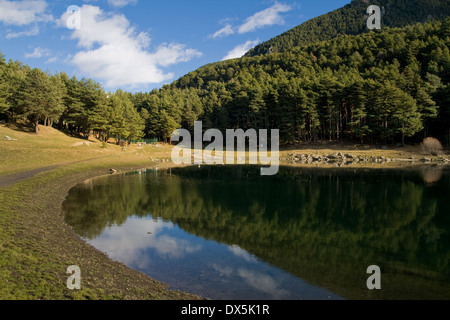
xmin=1 ymin=125 xmax=200 ymax=300
xmin=0 ymin=124 xmax=448 ymax=300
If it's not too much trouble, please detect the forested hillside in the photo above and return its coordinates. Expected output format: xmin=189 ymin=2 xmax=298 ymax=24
xmin=1 ymin=18 xmax=449 ymax=147
xmin=144 ymin=19 xmax=449 ymax=146
xmin=246 ymin=0 xmax=450 ymax=57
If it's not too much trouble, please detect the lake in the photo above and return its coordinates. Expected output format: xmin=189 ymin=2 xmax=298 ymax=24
xmin=62 ymin=165 xmax=450 ymax=300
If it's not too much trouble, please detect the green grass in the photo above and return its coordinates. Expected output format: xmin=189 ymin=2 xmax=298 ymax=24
xmin=0 ymin=125 xmax=201 ymax=300
xmin=0 ymin=164 xmax=204 ymax=300
xmin=0 ymin=124 xmax=174 ymax=176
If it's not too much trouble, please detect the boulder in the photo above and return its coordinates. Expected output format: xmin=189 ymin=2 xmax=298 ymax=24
xmin=328 ymin=153 xmax=340 ymax=160
xmin=5 ymin=135 xmax=17 ymax=141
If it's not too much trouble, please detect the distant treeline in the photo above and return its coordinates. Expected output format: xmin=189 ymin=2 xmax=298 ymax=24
xmin=0 ymin=61 xmax=145 ymax=142
xmin=1 ymin=19 xmax=450 ymax=146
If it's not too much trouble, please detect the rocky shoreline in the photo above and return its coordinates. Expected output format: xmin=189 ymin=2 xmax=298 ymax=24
xmin=282 ymin=152 xmax=450 ymax=166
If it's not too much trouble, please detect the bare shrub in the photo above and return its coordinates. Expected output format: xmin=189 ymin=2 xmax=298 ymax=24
xmin=421 ymin=137 xmax=443 ymax=156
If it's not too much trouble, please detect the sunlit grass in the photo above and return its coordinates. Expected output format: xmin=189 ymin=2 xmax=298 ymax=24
xmin=0 ymin=124 xmax=174 ymax=176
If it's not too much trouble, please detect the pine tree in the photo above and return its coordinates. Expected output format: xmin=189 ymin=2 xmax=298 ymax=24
xmin=143 ymin=94 xmax=162 ymax=139
xmin=3 ymin=59 xmax=29 ymax=121
xmin=108 ymin=93 xmax=129 ymax=143
xmin=345 ymin=81 xmax=368 ymax=143
xmin=15 ymin=68 xmax=51 ymax=134
xmin=60 ymin=76 xmax=87 ymax=134
xmin=0 ymin=53 xmax=9 ymax=115
xmin=45 ymin=74 xmax=66 ymax=127
xmin=415 ymin=87 xmax=438 ymax=137
xmin=159 ymin=110 xmax=180 ymax=143
xmin=248 ymin=86 xmax=266 ymax=130
xmin=388 ymin=84 xmax=423 ymax=146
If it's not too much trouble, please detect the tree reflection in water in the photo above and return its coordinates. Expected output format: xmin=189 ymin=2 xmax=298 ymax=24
xmin=62 ymin=166 xmax=450 ymax=300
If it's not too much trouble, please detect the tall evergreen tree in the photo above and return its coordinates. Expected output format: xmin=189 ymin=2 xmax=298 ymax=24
xmin=0 ymin=53 xmax=9 ymax=115
xmin=15 ymin=68 xmax=52 ymax=134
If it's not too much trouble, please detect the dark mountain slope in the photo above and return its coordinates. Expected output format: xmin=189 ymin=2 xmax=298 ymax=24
xmin=245 ymin=0 xmax=450 ymax=57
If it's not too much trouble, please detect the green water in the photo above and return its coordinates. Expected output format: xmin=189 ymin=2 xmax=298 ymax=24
xmin=62 ymin=165 xmax=450 ymax=300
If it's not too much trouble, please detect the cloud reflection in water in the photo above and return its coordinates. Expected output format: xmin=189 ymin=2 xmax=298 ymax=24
xmin=87 ymin=215 xmax=342 ymax=300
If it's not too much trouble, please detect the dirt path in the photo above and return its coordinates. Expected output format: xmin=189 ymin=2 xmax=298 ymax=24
xmin=0 ymin=166 xmax=61 ymax=188
xmin=0 ymin=158 xmax=105 ymax=188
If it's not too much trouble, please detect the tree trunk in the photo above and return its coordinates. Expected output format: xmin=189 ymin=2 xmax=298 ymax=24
xmin=35 ymin=118 xmax=40 ymax=135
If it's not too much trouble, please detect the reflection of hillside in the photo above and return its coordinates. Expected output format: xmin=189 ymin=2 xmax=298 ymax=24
xmin=63 ymin=172 xmax=152 ymax=239
xmin=62 ymin=166 xmax=450 ymax=300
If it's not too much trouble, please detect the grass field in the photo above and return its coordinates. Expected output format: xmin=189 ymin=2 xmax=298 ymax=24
xmin=0 ymin=124 xmax=175 ymax=176
xmin=0 ymin=124 xmax=448 ymax=300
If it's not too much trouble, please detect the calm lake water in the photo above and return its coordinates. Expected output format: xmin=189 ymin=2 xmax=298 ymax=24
xmin=62 ymin=165 xmax=450 ymax=300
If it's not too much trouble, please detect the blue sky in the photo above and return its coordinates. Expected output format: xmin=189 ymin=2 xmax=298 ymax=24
xmin=0 ymin=0 xmax=351 ymax=93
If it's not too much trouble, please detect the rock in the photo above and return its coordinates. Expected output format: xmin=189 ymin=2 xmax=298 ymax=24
xmin=330 ymin=152 xmax=339 ymax=157
xmin=328 ymin=153 xmax=340 ymax=160
xmin=72 ymin=142 xmax=84 ymax=147
xmin=5 ymin=135 xmax=17 ymax=141
xmin=421 ymin=158 xmax=432 ymax=162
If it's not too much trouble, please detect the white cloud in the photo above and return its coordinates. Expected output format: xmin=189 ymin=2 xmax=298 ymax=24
xmin=89 ymin=217 xmax=202 ymax=269
xmin=237 ymin=268 xmax=290 ymax=299
xmin=6 ymin=25 xmax=39 ymax=39
xmin=209 ymin=24 xmax=234 ymax=39
xmin=228 ymin=245 xmax=257 ymax=262
xmin=222 ymin=39 xmax=259 ymax=61
xmin=107 ymin=0 xmax=138 ymax=8
xmin=150 ymin=43 xmax=202 ymax=67
xmin=24 ymin=47 xmax=51 ymax=58
xmin=0 ymin=0 xmax=52 ymax=26
xmin=238 ymin=2 xmax=291 ymax=34
xmin=46 ymin=56 xmax=58 ymax=63
xmin=60 ymin=5 xmax=202 ymax=89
